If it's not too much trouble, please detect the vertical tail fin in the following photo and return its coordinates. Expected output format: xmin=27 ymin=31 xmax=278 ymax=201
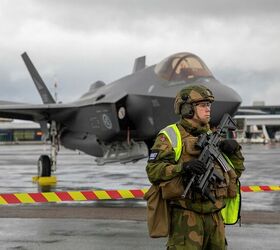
xmin=21 ymin=52 xmax=56 ymax=104
xmin=132 ymin=56 xmax=146 ymax=73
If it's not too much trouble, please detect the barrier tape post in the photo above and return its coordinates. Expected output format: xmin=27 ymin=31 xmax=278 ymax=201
xmin=0 ymin=186 xmax=279 ymax=205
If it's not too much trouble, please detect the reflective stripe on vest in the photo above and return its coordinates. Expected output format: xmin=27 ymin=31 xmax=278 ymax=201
xmin=159 ymin=124 xmax=182 ymax=162
xmin=160 ymin=127 xmax=241 ymax=225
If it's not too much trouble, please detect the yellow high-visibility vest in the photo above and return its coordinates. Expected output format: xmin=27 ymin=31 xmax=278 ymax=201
xmin=159 ymin=123 xmax=241 ymax=225
xmin=220 ymin=153 xmax=241 ymax=225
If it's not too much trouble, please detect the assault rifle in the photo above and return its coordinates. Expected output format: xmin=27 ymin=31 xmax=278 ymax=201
xmin=181 ymin=113 xmax=237 ymax=203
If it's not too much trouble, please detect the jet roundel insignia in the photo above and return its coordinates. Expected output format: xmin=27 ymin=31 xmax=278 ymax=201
xmin=118 ymin=107 xmax=126 ymax=120
xmin=102 ymin=114 xmax=113 ymax=129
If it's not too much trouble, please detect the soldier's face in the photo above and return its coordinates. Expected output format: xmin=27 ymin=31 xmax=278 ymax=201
xmin=193 ymin=101 xmax=211 ymax=125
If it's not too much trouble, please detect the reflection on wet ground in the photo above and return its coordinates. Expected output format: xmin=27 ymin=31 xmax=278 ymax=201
xmin=0 ymin=143 xmax=279 ymax=211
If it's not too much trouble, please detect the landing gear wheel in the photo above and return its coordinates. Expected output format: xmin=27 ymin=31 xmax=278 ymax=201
xmin=37 ymin=155 xmax=52 ymax=177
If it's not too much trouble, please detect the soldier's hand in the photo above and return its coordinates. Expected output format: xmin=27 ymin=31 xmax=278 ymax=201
xmin=182 ymin=159 xmax=206 ymax=176
xmin=219 ymin=139 xmax=239 ymax=154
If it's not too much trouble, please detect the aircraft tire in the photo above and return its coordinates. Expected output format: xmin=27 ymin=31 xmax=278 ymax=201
xmin=37 ymin=155 xmax=52 ymax=177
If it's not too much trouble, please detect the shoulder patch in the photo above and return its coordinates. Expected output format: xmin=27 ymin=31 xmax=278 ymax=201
xmin=160 ymin=135 xmax=166 ymax=142
xmin=148 ymin=149 xmax=160 ymax=162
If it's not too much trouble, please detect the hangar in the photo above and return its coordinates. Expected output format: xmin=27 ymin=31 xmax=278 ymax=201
xmin=0 ymin=119 xmax=42 ymax=143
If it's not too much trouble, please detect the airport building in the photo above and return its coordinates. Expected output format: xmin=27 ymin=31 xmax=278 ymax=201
xmin=0 ymin=119 xmax=43 ymax=142
xmin=236 ymin=105 xmax=280 ymax=143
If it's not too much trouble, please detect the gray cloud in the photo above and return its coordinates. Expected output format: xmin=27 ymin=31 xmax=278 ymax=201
xmin=0 ymin=0 xmax=279 ymax=105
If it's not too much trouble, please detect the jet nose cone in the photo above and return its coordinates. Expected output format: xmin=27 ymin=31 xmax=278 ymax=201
xmin=203 ymin=79 xmax=242 ymax=126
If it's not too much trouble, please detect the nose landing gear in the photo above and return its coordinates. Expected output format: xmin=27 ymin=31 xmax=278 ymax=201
xmin=37 ymin=154 xmax=51 ymax=177
xmin=33 ymin=121 xmax=58 ymax=186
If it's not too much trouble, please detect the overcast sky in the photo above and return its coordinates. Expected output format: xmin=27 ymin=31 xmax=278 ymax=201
xmin=0 ymin=0 xmax=279 ymax=105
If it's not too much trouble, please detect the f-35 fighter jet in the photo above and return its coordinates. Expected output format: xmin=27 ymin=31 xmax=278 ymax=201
xmin=0 ymin=52 xmax=241 ymax=177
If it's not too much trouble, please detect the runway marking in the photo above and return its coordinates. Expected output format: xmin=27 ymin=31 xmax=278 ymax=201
xmin=94 ymin=191 xmax=111 ymax=200
xmin=15 ymin=193 xmax=35 ymax=203
xmin=0 ymin=196 xmax=8 ymax=205
xmin=42 ymin=192 xmax=60 ymax=202
xmin=240 ymin=185 xmax=280 ymax=192
xmin=29 ymin=192 xmax=48 ymax=202
xmin=118 ymin=190 xmax=134 ymax=199
xmin=0 ymin=194 xmax=20 ymax=204
xmin=68 ymin=191 xmax=87 ymax=201
xmin=0 ymin=186 xmax=279 ymax=204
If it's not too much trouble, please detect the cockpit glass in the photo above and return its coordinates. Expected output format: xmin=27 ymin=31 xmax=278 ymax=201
xmin=154 ymin=53 xmax=213 ymax=81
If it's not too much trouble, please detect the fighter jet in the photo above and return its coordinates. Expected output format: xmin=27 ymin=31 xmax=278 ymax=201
xmin=0 ymin=52 xmax=242 ymax=177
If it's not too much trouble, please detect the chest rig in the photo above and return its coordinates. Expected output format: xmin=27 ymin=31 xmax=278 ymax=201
xmin=160 ymin=123 xmax=238 ymax=213
xmin=177 ymin=124 xmax=231 ymax=200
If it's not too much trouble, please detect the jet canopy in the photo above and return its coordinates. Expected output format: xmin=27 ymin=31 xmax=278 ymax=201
xmin=154 ymin=52 xmax=213 ymax=81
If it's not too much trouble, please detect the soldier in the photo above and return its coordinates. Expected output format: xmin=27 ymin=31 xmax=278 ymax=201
xmin=146 ymin=84 xmax=245 ymax=250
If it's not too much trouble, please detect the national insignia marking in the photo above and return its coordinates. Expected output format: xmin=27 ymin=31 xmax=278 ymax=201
xmin=160 ymin=136 xmax=166 ymax=142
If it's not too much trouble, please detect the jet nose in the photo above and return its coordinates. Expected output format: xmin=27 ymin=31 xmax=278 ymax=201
xmin=202 ymin=78 xmax=242 ymax=126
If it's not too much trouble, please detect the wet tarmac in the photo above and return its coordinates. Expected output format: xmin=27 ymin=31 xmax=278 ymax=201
xmin=0 ymin=143 xmax=279 ymax=249
xmin=0 ymin=218 xmax=279 ymax=250
xmin=0 ymin=144 xmax=149 ymax=194
xmin=0 ymin=143 xmax=279 ymax=211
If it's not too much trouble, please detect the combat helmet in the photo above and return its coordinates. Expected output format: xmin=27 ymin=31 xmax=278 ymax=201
xmin=174 ymin=84 xmax=214 ymax=118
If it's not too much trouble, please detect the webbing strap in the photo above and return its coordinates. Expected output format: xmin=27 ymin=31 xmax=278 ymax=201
xmin=222 ymin=152 xmax=235 ymax=169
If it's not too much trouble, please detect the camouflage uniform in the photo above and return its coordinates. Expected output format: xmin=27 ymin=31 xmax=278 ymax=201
xmin=146 ymin=85 xmax=245 ymax=250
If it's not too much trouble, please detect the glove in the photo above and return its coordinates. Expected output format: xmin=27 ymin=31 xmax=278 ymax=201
xmin=182 ymin=159 xmax=206 ymax=176
xmin=219 ymin=139 xmax=239 ymax=155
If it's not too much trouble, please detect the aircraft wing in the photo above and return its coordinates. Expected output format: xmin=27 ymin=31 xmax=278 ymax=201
xmin=0 ymin=101 xmax=78 ymax=122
